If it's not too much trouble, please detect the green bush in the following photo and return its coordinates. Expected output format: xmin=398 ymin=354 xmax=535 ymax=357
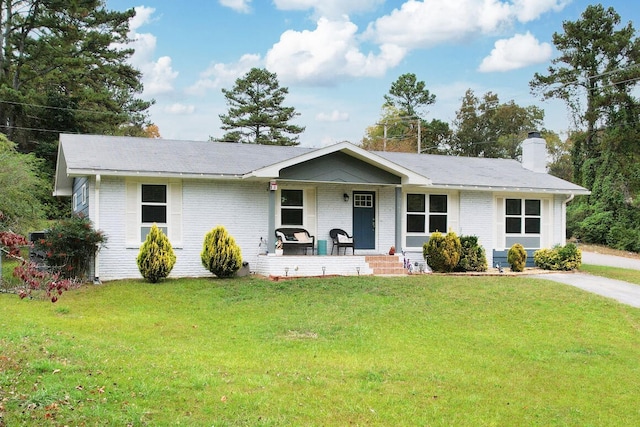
xmin=201 ymin=225 xmax=242 ymax=278
xmin=534 ymin=243 xmax=582 ymax=271
xmin=423 ymin=231 xmax=461 ymax=273
xmin=33 ymin=215 xmax=107 ymax=279
xmin=507 ymin=243 xmax=527 ymax=272
xmin=455 ymin=235 xmax=487 ymax=272
xmin=136 ymin=224 xmax=177 ymax=283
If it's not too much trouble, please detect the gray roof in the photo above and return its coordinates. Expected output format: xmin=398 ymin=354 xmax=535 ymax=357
xmin=375 ymin=150 xmax=588 ymax=193
xmin=55 ymin=133 xmax=589 ymax=196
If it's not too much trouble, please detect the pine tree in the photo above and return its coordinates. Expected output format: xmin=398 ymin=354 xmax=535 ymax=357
xmin=218 ymin=68 xmax=304 ymax=145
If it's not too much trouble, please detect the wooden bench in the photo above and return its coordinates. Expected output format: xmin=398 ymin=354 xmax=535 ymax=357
xmin=275 ymin=228 xmax=315 ymax=255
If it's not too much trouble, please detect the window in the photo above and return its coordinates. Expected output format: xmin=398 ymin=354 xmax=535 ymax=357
xmin=281 ymin=189 xmax=303 ymax=226
xmin=406 ymin=194 xmax=447 ymax=233
xmin=506 ymin=199 xmax=540 ymax=234
xmin=141 ymin=184 xmax=167 ymax=240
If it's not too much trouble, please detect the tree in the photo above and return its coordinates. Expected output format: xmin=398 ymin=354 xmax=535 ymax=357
xmin=450 ymin=89 xmax=544 ymax=158
xmin=0 ymin=134 xmax=46 ymax=235
xmin=218 ymin=68 xmax=304 ymax=145
xmin=0 ymin=2 xmax=152 ymax=153
xmin=530 ymin=4 xmax=640 ymax=182
xmin=361 ymin=74 xmax=448 ymax=154
xmin=384 ymin=73 xmax=436 ymax=117
xmin=201 ymin=226 xmax=242 ymax=278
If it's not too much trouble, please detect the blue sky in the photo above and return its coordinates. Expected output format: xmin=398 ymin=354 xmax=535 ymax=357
xmin=106 ymin=0 xmax=638 ymax=147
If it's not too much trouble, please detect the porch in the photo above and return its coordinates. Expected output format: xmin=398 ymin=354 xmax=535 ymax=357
xmin=252 ymin=254 xmax=408 ymax=278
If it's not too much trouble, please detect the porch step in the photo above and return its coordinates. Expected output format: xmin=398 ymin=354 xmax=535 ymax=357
xmin=365 ymin=255 xmax=406 ymax=275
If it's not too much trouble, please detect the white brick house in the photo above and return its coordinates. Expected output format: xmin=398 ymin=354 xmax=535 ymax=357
xmin=53 ymin=133 xmax=589 ymax=280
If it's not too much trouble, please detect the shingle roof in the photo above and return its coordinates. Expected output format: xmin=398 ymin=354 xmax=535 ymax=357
xmin=55 ymin=134 xmax=589 ymax=195
xmin=375 ymin=150 xmax=588 ymax=193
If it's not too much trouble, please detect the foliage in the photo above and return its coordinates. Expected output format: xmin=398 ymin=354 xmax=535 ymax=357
xmin=136 ymin=224 xmax=176 ymax=283
xmin=450 ymin=89 xmax=544 ymax=158
xmin=201 ymin=225 xmax=243 ymax=278
xmin=0 ymin=231 xmax=74 ymax=302
xmin=530 ymin=5 xmax=640 ymax=176
xmin=534 ymin=243 xmax=582 ymax=271
xmin=360 ymin=105 xmax=451 ymax=154
xmin=0 ymin=135 xmax=47 ymax=234
xmin=423 ymin=231 xmax=461 ymax=273
xmin=218 ymin=68 xmax=304 ymax=145
xmin=383 ymin=73 xmax=436 ymax=117
xmin=33 ymin=215 xmax=107 ymax=280
xmin=507 ymin=243 xmax=527 ymax=272
xmin=455 ymin=235 xmax=488 ymax=272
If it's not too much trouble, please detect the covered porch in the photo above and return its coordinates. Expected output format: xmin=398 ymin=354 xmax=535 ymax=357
xmin=252 ymin=254 xmax=409 ymax=278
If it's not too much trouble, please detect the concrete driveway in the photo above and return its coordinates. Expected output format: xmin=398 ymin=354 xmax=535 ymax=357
xmin=533 ymin=251 xmax=640 ymax=308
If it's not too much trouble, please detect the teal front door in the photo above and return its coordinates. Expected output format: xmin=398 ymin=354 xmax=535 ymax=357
xmin=353 ymin=191 xmax=375 ymax=249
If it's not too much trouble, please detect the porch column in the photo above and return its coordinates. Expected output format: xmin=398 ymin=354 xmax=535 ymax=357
xmin=395 ymin=186 xmax=402 ymax=252
xmin=268 ymin=184 xmax=276 ymax=250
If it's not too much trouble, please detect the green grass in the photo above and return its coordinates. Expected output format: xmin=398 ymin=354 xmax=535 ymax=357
xmin=1 ymin=275 xmax=640 ymax=426
xmin=581 ymin=264 xmax=640 ymax=286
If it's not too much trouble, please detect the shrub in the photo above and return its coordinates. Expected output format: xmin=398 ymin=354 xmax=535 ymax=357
xmin=33 ymin=215 xmax=107 ymax=279
xmin=534 ymin=243 xmax=582 ymax=271
xmin=136 ymin=224 xmax=177 ymax=283
xmin=507 ymin=243 xmax=527 ymax=272
xmin=423 ymin=230 xmax=461 ymax=273
xmin=455 ymin=235 xmax=487 ymax=272
xmin=201 ymin=226 xmax=242 ymax=278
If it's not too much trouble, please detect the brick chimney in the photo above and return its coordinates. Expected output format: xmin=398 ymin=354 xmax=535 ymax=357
xmin=521 ymin=131 xmax=547 ymax=173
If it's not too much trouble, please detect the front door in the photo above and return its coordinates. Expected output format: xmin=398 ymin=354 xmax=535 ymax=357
xmin=353 ymin=191 xmax=375 ymax=249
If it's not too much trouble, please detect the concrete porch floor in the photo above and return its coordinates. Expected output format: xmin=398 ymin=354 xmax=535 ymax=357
xmin=252 ymin=254 xmax=407 ymax=278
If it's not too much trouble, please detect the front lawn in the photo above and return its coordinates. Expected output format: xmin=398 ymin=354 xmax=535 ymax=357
xmin=1 ymin=275 xmax=640 ymax=426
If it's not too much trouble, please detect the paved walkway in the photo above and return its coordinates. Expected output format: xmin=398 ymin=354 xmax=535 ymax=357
xmin=533 ymin=251 xmax=640 ymax=308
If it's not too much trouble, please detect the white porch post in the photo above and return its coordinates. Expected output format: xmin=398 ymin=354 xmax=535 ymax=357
xmin=395 ymin=186 xmax=402 ymax=251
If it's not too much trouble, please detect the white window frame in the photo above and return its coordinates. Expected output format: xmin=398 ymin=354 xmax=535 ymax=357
xmin=140 ymin=183 xmax=168 ymax=241
xmin=406 ymin=193 xmax=448 ymax=234
xmin=505 ymin=198 xmax=541 ymax=236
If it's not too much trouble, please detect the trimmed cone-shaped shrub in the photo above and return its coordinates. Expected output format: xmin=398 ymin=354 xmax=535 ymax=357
xmin=507 ymin=243 xmax=527 ymax=272
xmin=423 ymin=230 xmax=461 ymax=273
xmin=201 ymin=225 xmax=242 ymax=278
xmin=137 ymin=224 xmax=176 ymax=283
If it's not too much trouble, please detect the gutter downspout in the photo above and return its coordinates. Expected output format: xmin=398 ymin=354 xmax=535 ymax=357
xmin=562 ymin=193 xmax=575 ymax=246
xmin=94 ymin=175 xmax=101 ymax=284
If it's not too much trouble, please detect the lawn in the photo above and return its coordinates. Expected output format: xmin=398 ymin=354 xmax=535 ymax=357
xmin=1 ymin=273 xmax=640 ymax=426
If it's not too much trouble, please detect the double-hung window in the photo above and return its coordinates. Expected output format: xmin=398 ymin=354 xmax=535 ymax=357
xmin=406 ymin=194 xmax=447 ymax=233
xmin=281 ymin=189 xmax=304 ymax=226
xmin=505 ymin=199 xmax=540 ymax=235
xmin=141 ymin=184 xmax=167 ymax=240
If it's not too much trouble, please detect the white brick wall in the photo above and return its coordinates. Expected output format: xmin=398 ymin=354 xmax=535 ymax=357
xmin=459 ymin=191 xmax=495 ymax=266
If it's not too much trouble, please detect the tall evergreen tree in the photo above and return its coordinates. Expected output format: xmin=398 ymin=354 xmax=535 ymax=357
xmin=218 ymin=68 xmax=304 ymax=145
xmin=530 ymin=4 xmax=640 ymax=183
xmin=451 ymin=89 xmax=543 ymax=158
xmin=0 ymin=1 xmax=152 ymax=154
xmin=383 ymin=73 xmax=436 ymax=117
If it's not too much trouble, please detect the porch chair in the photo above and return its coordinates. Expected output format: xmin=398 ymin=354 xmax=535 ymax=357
xmin=329 ymin=228 xmax=355 ymax=255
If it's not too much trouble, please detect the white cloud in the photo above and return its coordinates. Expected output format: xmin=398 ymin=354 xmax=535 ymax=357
xmin=274 ymin=0 xmax=383 ymax=19
xmin=265 ymin=17 xmax=405 ymax=85
xmin=316 ymin=110 xmax=350 ymax=122
xmin=365 ymin=0 xmax=566 ymax=50
xmin=186 ymin=54 xmax=262 ymax=95
xmin=164 ymin=103 xmax=196 ymax=114
xmin=114 ymin=6 xmax=178 ymax=96
xmin=478 ymin=32 xmax=552 ymax=72
xmin=512 ymin=0 xmax=571 ymax=22
xmin=219 ymin=0 xmax=252 ymax=13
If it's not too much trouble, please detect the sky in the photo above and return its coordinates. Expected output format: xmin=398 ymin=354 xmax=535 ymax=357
xmin=105 ymin=0 xmax=638 ymax=148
